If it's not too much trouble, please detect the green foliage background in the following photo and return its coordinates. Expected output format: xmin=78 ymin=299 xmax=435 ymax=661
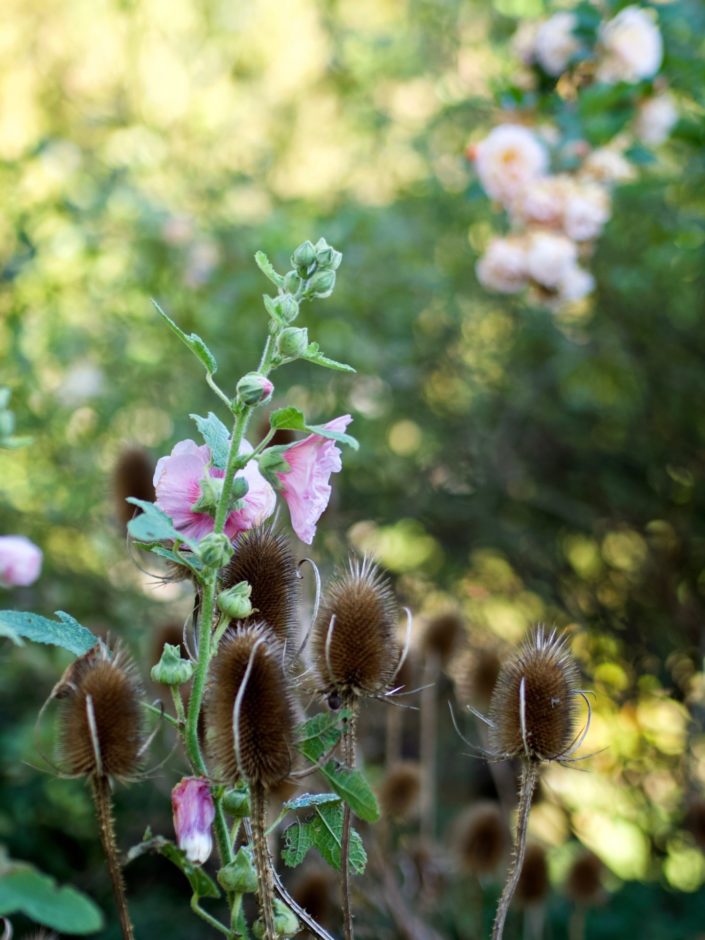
xmin=2 ymin=0 xmax=705 ymax=936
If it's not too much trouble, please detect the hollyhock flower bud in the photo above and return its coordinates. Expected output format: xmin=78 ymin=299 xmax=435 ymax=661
xmin=151 ymin=643 xmax=194 ymax=686
xmin=473 ymin=125 xmax=548 ymax=206
xmin=236 ymin=372 xmax=274 ymax=407
xmin=0 ymin=535 xmax=42 ymax=588
xmin=277 ymin=327 xmax=309 ymax=359
xmin=154 ymin=439 xmax=276 ymax=542
xmin=218 ymin=846 xmax=258 ymax=894
xmin=307 ymin=268 xmax=336 ymax=299
xmin=222 ymin=786 xmax=251 ymax=817
xmin=198 ymin=532 xmax=235 ymax=568
xmin=254 ymin=900 xmax=300 ymax=939
xmin=535 ymin=12 xmax=579 ymax=76
xmin=596 ymin=6 xmax=663 ymax=84
xmin=275 ymin=415 xmax=352 ymax=544
xmin=217 ymin=580 xmax=254 ymax=620
xmin=314 ymin=237 xmax=343 ymax=270
xmin=291 ymin=240 xmax=317 ymax=274
xmin=172 ymin=777 xmax=215 ymax=865
xmin=271 ymin=293 xmax=300 ymax=323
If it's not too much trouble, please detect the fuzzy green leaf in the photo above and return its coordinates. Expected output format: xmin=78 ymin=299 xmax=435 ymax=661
xmin=190 ymin=412 xmax=231 ymax=468
xmin=284 ymin=792 xmax=341 ymax=812
xmin=305 ymin=422 xmax=358 ymax=450
xmin=125 ymin=835 xmax=220 ymax=899
xmin=302 ymin=342 xmax=356 ymax=374
xmin=0 ymin=864 xmax=104 ymax=933
xmin=320 ymin=761 xmax=381 ymax=823
xmin=0 ymin=610 xmax=96 ymax=656
xmin=153 ymin=300 xmax=218 ymax=374
xmin=126 ymin=498 xmax=197 ymax=550
xmin=269 ymin=406 xmax=307 ymax=431
xmin=281 ymin=820 xmax=314 ymax=869
xmin=296 ymin=710 xmax=348 ymax=763
xmin=254 ymin=251 xmax=284 ymax=287
xmin=281 ymin=803 xmax=366 ymax=874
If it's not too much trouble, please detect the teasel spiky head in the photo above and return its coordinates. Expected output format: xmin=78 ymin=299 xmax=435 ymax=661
xmin=113 ymin=446 xmax=156 ymax=532
xmin=206 ymin=623 xmax=299 ymax=789
xmin=485 ymin=627 xmax=589 ymax=765
xmin=51 ymin=640 xmax=144 ymax=781
xmin=220 ymin=525 xmax=300 ymax=651
xmin=565 ymin=849 xmax=603 ymax=907
xmin=516 ymin=842 xmax=550 ymax=907
xmin=311 ymin=557 xmax=402 ymax=704
xmin=453 ymin=801 xmax=509 ymax=877
xmin=420 ymin=610 xmax=465 ymax=668
xmin=379 ymin=761 xmax=422 ymax=821
xmin=451 ymin=642 xmax=503 ymax=713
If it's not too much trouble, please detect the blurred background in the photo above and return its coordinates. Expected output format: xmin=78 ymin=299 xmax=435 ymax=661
xmin=2 ymin=0 xmax=705 ymax=936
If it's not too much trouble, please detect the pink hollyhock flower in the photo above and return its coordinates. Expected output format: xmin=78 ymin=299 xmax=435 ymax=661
xmin=276 ymin=415 xmax=352 ymax=545
xmin=154 ymin=439 xmax=276 ymax=542
xmin=0 ymin=535 xmax=42 ymax=588
xmin=172 ymin=777 xmax=215 ymax=864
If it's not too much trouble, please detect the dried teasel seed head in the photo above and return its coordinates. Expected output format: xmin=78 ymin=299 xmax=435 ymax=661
xmin=565 ymin=850 xmax=603 ymax=906
xmin=221 ymin=526 xmax=300 ymax=648
xmin=312 ymin=557 xmax=399 ymax=698
xmin=292 ymin=867 xmax=337 ymax=929
xmin=206 ymin=624 xmax=299 ymax=789
xmin=489 ymin=627 xmax=581 ymax=763
xmin=113 ymin=447 xmax=156 ymax=531
xmin=685 ymin=798 xmax=705 ymax=852
xmin=451 ymin=644 xmax=502 ymax=712
xmin=420 ymin=610 xmax=465 ymax=667
xmin=53 ymin=641 xmax=144 ymax=780
xmin=516 ymin=842 xmax=550 ymax=907
xmin=379 ymin=762 xmax=422 ymax=821
xmin=453 ymin=801 xmax=508 ymax=876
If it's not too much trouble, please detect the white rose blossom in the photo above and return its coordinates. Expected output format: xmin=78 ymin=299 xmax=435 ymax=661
xmin=526 ymin=230 xmax=578 ymax=289
xmin=596 ymin=5 xmax=663 ymax=84
xmin=535 ymin=12 xmax=580 ymax=77
xmin=473 ymin=124 xmax=549 ymax=206
xmin=580 ymin=147 xmax=636 ymax=184
xmin=635 ymin=93 xmax=678 ymax=145
xmin=476 ymin=236 xmax=529 ymax=294
xmin=563 ymin=182 xmax=611 ymax=241
xmin=558 ymin=264 xmax=595 ymax=302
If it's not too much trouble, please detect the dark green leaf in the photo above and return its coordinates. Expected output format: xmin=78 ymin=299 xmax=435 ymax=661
xmin=0 ymin=864 xmax=104 ymax=933
xmin=126 ymin=499 xmax=197 ymax=550
xmin=296 ymin=710 xmax=348 ymax=763
xmin=152 ymin=299 xmax=218 ymax=374
xmin=320 ymin=761 xmax=381 ymax=823
xmin=125 ymin=835 xmax=220 ymax=899
xmin=281 ymin=820 xmax=314 ymax=868
xmin=308 ymin=803 xmax=366 ymax=874
xmin=190 ymin=412 xmax=231 ymax=468
xmin=0 ymin=610 xmax=96 ymax=656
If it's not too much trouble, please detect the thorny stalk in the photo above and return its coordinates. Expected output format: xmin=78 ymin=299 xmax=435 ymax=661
xmin=91 ymin=774 xmax=135 ymax=940
xmin=341 ymin=696 xmax=359 ymax=940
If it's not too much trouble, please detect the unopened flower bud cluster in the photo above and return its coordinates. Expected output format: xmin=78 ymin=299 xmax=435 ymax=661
xmin=470 ymin=4 xmax=677 ymax=308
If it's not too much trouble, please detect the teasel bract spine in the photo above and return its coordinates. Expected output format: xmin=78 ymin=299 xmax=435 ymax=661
xmin=311 ymin=557 xmax=402 ymax=940
xmin=52 ymin=640 xmax=144 ymax=940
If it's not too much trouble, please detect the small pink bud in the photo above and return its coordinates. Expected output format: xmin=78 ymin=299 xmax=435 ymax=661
xmin=0 ymin=535 xmax=42 ymax=588
xmin=172 ymin=776 xmax=215 ymax=864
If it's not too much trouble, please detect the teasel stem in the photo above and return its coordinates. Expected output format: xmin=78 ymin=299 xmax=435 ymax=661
xmin=492 ymin=762 xmax=539 ymax=940
xmin=341 ymin=695 xmax=359 ymax=940
xmin=420 ymin=652 xmax=439 ymax=840
xmin=250 ymin=781 xmax=277 ymax=940
xmin=91 ymin=774 xmax=134 ymax=940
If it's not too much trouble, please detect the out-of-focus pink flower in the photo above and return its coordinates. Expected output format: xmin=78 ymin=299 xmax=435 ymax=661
xmin=596 ymin=6 xmax=663 ymax=84
xmin=0 ymin=535 xmax=42 ymax=588
xmin=473 ymin=125 xmax=548 ymax=206
xmin=154 ymin=439 xmax=276 ymax=543
xmin=276 ymin=415 xmax=352 ymax=545
xmin=172 ymin=777 xmax=215 ymax=865
xmin=476 ymin=236 xmax=529 ymax=294
xmin=535 ymin=12 xmax=579 ymax=76
xmin=526 ymin=230 xmax=578 ymax=289
xmin=635 ymin=93 xmax=678 ymax=145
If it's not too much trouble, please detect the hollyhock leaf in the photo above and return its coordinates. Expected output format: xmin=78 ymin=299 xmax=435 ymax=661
xmin=0 ymin=864 xmax=104 ymax=933
xmin=0 ymin=610 xmax=96 ymax=656
xmin=284 ymin=793 xmax=341 ymax=812
xmin=152 ymin=300 xmax=218 ymax=375
xmin=309 ymin=803 xmax=366 ymax=874
xmin=296 ymin=711 xmax=348 ymax=763
xmin=304 ymin=423 xmax=359 ymax=450
xmin=320 ymin=761 xmax=381 ymax=823
xmin=126 ymin=498 xmax=198 ymax=550
xmin=190 ymin=412 xmax=230 ymax=469
xmin=302 ymin=342 xmax=356 ymax=374
xmin=270 ymin=406 xmax=307 ymax=431
xmin=125 ymin=835 xmax=220 ymax=899
xmin=282 ymin=819 xmax=314 ymax=868
xmin=254 ymin=250 xmax=284 ymax=287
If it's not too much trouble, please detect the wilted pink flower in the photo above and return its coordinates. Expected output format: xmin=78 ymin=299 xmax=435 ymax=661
xmin=0 ymin=535 xmax=42 ymax=588
xmin=154 ymin=439 xmax=276 ymax=542
xmin=172 ymin=777 xmax=215 ymax=864
xmin=276 ymin=415 xmax=352 ymax=545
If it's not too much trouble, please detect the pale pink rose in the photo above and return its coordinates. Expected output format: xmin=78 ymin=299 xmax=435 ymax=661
xmin=512 ymin=21 xmax=540 ymax=66
xmin=596 ymin=6 xmax=663 ymax=84
xmin=513 ymin=175 xmax=573 ymax=229
xmin=526 ymin=231 xmax=578 ymax=289
xmin=276 ymin=415 xmax=352 ymax=545
xmin=473 ymin=125 xmax=549 ymax=205
xmin=635 ymin=93 xmax=678 ymax=145
xmin=476 ymin=237 xmax=529 ymax=294
xmin=154 ymin=439 xmax=276 ymax=542
xmin=558 ymin=265 xmax=595 ymax=302
xmin=563 ymin=182 xmax=611 ymax=242
xmin=0 ymin=535 xmax=42 ymax=588
xmin=580 ymin=147 xmax=636 ymax=184
xmin=172 ymin=777 xmax=215 ymax=865
xmin=535 ymin=12 xmax=579 ymax=76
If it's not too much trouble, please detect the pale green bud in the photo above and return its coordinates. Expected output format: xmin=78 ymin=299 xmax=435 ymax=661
xmin=217 ymin=580 xmax=253 ymax=620
xmin=222 ymin=786 xmax=251 ymax=817
xmin=282 ymin=270 xmax=301 ymax=294
xmin=254 ymin=901 xmax=300 ymax=939
xmin=271 ymin=293 xmax=300 ymax=324
xmin=308 ymin=268 xmax=336 ymax=299
xmin=190 ymin=473 xmax=223 ymax=514
xmin=198 ymin=532 xmax=234 ymax=569
xmin=150 ymin=643 xmax=194 ymax=686
xmin=291 ymin=240 xmax=317 ymax=274
xmin=236 ymin=372 xmax=274 ymax=407
xmin=277 ymin=327 xmax=309 ymax=359
xmin=217 ymin=846 xmax=258 ymax=894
